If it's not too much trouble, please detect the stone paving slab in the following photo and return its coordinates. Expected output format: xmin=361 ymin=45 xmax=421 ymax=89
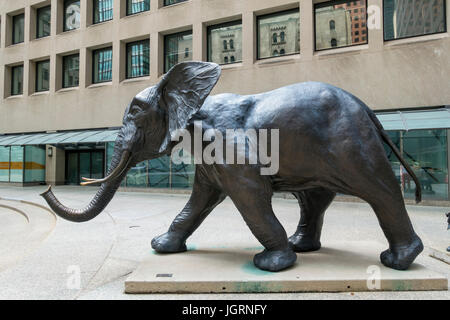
xmin=125 ymin=241 xmax=447 ymax=293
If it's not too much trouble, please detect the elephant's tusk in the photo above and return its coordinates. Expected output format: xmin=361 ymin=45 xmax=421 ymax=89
xmin=79 ymin=151 xmax=131 ymax=187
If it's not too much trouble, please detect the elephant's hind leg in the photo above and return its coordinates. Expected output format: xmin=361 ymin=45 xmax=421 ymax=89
xmin=289 ymin=188 xmax=336 ymax=252
xmin=348 ymin=162 xmax=423 ymax=270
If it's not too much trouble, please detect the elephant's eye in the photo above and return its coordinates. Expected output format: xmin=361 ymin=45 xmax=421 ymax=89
xmin=130 ymin=105 xmax=142 ymax=116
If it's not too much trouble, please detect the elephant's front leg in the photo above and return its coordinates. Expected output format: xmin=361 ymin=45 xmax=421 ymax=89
xmin=151 ymin=173 xmax=225 ymax=253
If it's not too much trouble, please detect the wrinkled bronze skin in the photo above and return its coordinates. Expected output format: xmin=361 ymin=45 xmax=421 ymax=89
xmin=41 ymin=61 xmax=423 ymax=272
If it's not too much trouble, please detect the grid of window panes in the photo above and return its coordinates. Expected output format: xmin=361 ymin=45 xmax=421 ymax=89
xmin=315 ymin=0 xmax=368 ymax=51
xmin=0 ymin=146 xmax=46 ymax=183
xmin=383 ymin=129 xmax=448 ymax=201
xmin=63 ymin=54 xmax=79 ymax=88
xmin=12 ymin=14 xmax=24 ymax=44
xmin=126 ymin=40 xmax=150 ymax=78
xmin=106 ymin=142 xmax=195 ymax=189
xmin=94 ymin=0 xmax=113 ymax=24
xmin=383 ymin=0 xmax=446 ymax=41
xmin=207 ymin=21 xmax=242 ymax=65
xmin=36 ymin=60 xmax=50 ymax=92
xmin=257 ymin=9 xmax=300 ymax=59
xmin=93 ymin=47 xmax=113 ymax=83
xmin=164 ymin=0 xmax=187 ymax=6
xmin=164 ymin=31 xmax=193 ymax=73
xmin=64 ymin=0 xmax=80 ymax=31
xmin=127 ymin=0 xmax=150 ymax=15
xmin=11 ymin=65 xmax=23 ymax=96
xmin=36 ymin=6 xmax=51 ymax=38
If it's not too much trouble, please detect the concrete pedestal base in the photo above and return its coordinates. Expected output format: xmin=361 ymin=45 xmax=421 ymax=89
xmin=125 ymin=241 xmax=447 ymax=293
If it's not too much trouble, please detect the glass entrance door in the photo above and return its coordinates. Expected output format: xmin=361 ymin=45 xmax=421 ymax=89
xmin=65 ymin=150 xmax=105 ymax=185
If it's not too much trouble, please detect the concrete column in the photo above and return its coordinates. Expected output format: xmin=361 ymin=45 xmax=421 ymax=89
xmin=448 ymin=129 xmax=450 ymax=201
xmin=242 ymin=11 xmax=255 ymax=66
xmin=24 ymin=6 xmax=31 ymax=45
xmin=150 ymin=31 xmax=161 ymax=80
xmin=192 ymin=22 xmax=204 ymax=61
xmin=0 ymin=13 xmax=6 ymax=48
xmin=45 ymin=145 xmax=65 ymax=185
xmin=51 ymin=0 xmax=58 ymax=36
xmin=50 ymin=53 xmax=57 ymax=93
xmin=81 ymin=0 xmax=89 ymax=29
xmin=113 ymin=38 xmax=122 ymax=84
xmin=22 ymin=58 xmax=30 ymax=97
xmin=299 ymin=0 xmax=313 ymax=60
xmin=79 ymin=47 xmax=87 ymax=88
xmin=367 ymin=0 xmax=384 ymax=52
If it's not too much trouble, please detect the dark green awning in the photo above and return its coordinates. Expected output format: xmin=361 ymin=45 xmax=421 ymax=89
xmin=0 ymin=129 xmax=119 ymax=146
xmin=376 ymin=108 xmax=450 ymax=131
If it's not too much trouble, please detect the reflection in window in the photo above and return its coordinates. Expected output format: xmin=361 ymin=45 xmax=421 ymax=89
xmin=257 ymin=9 xmax=300 ymax=59
xmin=36 ymin=6 xmax=51 ymax=38
xmin=11 ymin=65 xmax=23 ymax=95
xmin=63 ymin=54 xmax=79 ymax=88
xmin=331 ymin=38 xmax=337 ymax=47
xmin=384 ymin=0 xmax=446 ymax=41
xmin=0 ymin=147 xmax=10 ymax=182
xmin=164 ymin=0 xmax=188 ymax=6
xmin=402 ymin=130 xmax=448 ymax=200
xmin=126 ymin=40 xmax=149 ymax=79
xmin=64 ymin=0 xmax=80 ymax=31
xmin=329 ymin=20 xmax=336 ymax=30
xmin=94 ymin=0 xmax=113 ymax=24
xmin=164 ymin=31 xmax=192 ymax=73
xmin=36 ymin=60 xmax=50 ymax=92
xmin=12 ymin=14 xmax=24 ymax=44
xmin=93 ymin=47 xmax=113 ymax=83
xmin=207 ymin=21 xmax=242 ymax=65
xmin=315 ymin=0 xmax=367 ymax=51
xmin=127 ymin=0 xmax=150 ymax=15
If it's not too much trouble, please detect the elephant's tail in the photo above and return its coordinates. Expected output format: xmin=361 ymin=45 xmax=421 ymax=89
xmin=365 ymin=108 xmax=422 ymax=203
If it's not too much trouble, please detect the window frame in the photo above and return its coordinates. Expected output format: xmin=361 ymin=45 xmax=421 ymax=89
xmin=256 ymin=8 xmax=300 ymax=60
xmin=63 ymin=0 xmax=81 ymax=32
xmin=12 ymin=13 xmax=25 ymax=45
xmin=125 ymin=39 xmax=150 ymax=79
xmin=313 ymin=0 xmax=369 ymax=52
xmin=92 ymin=47 xmax=113 ymax=84
xmin=36 ymin=5 xmax=51 ymax=39
xmin=35 ymin=60 xmax=50 ymax=93
xmin=93 ymin=0 xmax=114 ymax=25
xmin=163 ymin=30 xmax=193 ymax=73
xmin=11 ymin=65 xmax=24 ymax=96
xmin=382 ymin=0 xmax=447 ymax=42
xmin=163 ymin=0 xmax=188 ymax=7
xmin=62 ymin=53 xmax=80 ymax=88
xmin=206 ymin=19 xmax=243 ymax=65
xmin=126 ymin=0 xmax=150 ymax=16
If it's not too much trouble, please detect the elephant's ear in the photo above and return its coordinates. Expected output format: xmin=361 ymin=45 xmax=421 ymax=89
xmin=157 ymin=61 xmax=221 ymax=153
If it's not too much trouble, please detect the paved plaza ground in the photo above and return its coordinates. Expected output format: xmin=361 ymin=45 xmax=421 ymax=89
xmin=0 ymin=185 xmax=449 ymax=300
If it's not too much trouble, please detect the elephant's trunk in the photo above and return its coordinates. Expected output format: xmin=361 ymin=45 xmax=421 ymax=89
xmin=40 ymin=145 xmax=130 ymax=223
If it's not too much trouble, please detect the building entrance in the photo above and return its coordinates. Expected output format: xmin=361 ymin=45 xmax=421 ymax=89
xmin=65 ymin=150 xmax=105 ymax=185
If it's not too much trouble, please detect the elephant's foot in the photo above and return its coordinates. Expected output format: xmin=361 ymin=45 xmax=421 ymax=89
xmin=380 ymin=235 xmax=424 ymax=270
xmin=253 ymin=248 xmax=297 ymax=272
xmin=288 ymin=234 xmax=321 ymax=252
xmin=151 ymin=231 xmax=187 ymax=253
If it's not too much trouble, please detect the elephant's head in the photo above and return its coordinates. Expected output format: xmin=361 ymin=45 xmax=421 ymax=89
xmin=40 ymin=61 xmax=221 ymax=222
